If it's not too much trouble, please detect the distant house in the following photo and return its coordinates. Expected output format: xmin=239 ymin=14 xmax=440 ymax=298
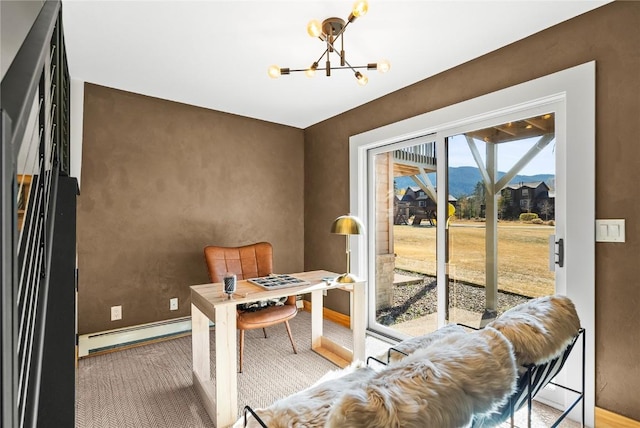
xmin=500 ymin=181 xmax=554 ymax=219
xmin=395 ymin=186 xmax=457 ymax=225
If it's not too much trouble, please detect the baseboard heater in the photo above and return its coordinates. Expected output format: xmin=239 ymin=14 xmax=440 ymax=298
xmin=79 ymin=302 xmax=305 ymax=357
xmin=78 ymin=316 xmax=193 ymax=357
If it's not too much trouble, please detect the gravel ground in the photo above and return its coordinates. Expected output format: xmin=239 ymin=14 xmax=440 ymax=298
xmin=376 ymin=270 xmax=531 ymax=326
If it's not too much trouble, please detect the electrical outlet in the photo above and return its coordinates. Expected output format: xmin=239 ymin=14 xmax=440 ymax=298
xmin=111 ymin=305 xmax=122 ymax=321
xmin=170 ymin=298 xmax=178 ymax=311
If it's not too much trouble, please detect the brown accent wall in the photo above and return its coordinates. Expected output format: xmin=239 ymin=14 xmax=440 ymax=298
xmin=304 ymin=2 xmax=640 ymax=420
xmin=78 ymin=84 xmax=304 ymax=334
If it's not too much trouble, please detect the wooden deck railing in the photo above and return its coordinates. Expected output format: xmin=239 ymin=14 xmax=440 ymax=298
xmin=393 ymin=142 xmax=436 ymax=167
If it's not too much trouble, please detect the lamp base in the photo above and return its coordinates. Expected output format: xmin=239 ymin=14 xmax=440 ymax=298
xmin=335 ymin=272 xmax=360 ymax=283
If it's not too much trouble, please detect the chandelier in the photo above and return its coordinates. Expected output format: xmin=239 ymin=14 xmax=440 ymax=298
xmin=267 ymin=0 xmax=390 ymax=86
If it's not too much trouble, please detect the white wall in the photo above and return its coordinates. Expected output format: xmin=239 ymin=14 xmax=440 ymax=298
xmin=0 ymin=1 xmax=44 ymax=80
xmin=70 ymin=79 xmax=84 ymax=189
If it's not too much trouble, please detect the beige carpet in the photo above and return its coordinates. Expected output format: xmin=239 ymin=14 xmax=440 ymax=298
xmin=76 ymin=310 xmax=580 ymax=427
xmin=76 ymin=311 xmax=353 ymax=427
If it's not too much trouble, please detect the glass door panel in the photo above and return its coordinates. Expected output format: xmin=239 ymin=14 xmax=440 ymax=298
xmin=444 ymin=113 xmax=556 ymax=327
xmin=370 ymin=137 xmax=439 ymax=339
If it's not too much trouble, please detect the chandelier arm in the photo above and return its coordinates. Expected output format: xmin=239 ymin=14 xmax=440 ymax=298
xmin=327 ymin=24 xmax=349 ymax=67
xmin=325 ymin=39 xmax=359 ymax=74
xmin=341 ymin=31 xmax=345 ymax=66
xmin=287 ymin=67 xmax=318 ymax=73
xmin=342 ymin=59 xmax=358 ymax=74
xmin=318 ymin=66 xmax=368 ymax=71
xmin=315 ymin=48 xmax=329 ymax=64
xmin=325 ymin=35 xmax=332 ymax=76
xmin=287 ymin=65 xmax=369 ymax=73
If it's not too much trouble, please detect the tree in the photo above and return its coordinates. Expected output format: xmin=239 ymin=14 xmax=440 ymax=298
xmin=457 ymin=196 xmax=473 ymax=219
xmin=539 ymin=199 xmax=554 ymax=220
xmin=472 ymin=181 xmax=486 ymax=219
xmin=499 ymin=191 xmax=512 ymax=219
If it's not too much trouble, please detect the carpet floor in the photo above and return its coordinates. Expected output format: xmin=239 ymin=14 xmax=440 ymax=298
xmin=76 ymin=311 xmax=354 ymax=427
xmin=76 ymin=311 xmax=580 ymax=427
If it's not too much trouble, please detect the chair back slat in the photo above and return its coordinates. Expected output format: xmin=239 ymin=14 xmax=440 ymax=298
xmin=204 ymin=242 xmax=273 ymax=282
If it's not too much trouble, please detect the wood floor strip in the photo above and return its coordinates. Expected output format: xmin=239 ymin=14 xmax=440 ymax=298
xmin=596 ymin=407 xmax=640 ymax=428
xmin=302 ymin=300 xmax=350 ymax=328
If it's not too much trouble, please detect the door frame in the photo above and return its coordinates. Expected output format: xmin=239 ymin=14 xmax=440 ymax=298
xmin=349 ymin=61 xmax=595 ymax=426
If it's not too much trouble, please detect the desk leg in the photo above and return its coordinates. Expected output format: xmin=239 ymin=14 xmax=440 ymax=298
xmin=309 ymin=281 xmax=367 ymax=367
xmin=191 ymin=305 xmax=215 ymax=421
xmin=351 ymin=282 xmax=366 ymax=362
xmin=215 ymin=304 xmax=238 ymax=428
xmin=191 ymin=303 xmax=238 ymax=428
xmin=310 ymin=289 xmax=323 ymax=350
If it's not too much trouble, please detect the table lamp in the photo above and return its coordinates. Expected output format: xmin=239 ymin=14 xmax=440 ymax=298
xmin=330 ymin=214 xmax=365 ymax=283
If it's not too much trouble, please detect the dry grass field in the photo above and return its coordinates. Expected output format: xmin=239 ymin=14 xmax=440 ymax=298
xmin=393 ymin=220 xmax=555 ymax=298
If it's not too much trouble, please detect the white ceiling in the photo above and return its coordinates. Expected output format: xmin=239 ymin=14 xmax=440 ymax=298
xmin=62 ymin=1 xmax=610 ymax=129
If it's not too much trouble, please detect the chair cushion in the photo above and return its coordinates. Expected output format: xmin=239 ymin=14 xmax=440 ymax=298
xmin=237 ymin=304 xmax=298 ymax=330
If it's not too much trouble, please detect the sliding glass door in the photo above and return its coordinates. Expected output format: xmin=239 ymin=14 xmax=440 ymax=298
xmin=353 ymin=63 xmax=595 ymax=425
xmin=368 ymin=111 xmax=557 ymax=338
xmin=443 ymin=113 xmax=556 ymax=327
xmin=368 ymin=136 xmax=439 ymax=339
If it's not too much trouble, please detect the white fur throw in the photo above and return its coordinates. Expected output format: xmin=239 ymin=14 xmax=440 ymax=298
xmin=326 ymin=327 xmax=517 ymax=428
xmin=486 ymin=294 xmax=580 ymax=367
xmin=234 ymin=296 xmax=580 ymax=428
xmin=233 ymin=361 xmax=376 ymax=428
xmin=377 ymin=323 xmax=468 ymax=363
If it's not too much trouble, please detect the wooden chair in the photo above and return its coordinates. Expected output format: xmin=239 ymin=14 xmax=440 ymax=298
xmin=203 ymin=242 xmax=298 ymax=373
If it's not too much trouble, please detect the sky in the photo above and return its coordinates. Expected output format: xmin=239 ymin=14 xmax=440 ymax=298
xmin=447 ymin=134 xmax=556 ymax=176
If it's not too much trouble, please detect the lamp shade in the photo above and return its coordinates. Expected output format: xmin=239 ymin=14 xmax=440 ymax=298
xmin=331 ymin=214 xmax=365 ymax=235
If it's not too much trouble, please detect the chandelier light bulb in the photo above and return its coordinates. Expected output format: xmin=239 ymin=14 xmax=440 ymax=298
xmin=305 ymin=62 xmax=318 ymax=78
xmin=355 ymin=71 xmax=368 ymax=86
xmin=307 ymin=19 xmax=322 ymax=38
xmin=268 ymin=65 xmax=282 ymax=79
xmin=377 ymin=59 xmax=391 ymax=73
xmin=352 ymin=0 xmax=369 ymax=18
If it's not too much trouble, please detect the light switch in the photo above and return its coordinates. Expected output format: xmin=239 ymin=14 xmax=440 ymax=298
xmin=595 ymin=219 xmax=625 ymax=242
xmin=598 ymin=224 xmax=608 ymax=238
xmin=610 ymin=225 xmax=619 ymax=238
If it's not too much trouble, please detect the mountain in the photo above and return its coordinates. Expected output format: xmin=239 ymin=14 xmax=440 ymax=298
xmin=394 ymin=166 xmax=555 ymax=198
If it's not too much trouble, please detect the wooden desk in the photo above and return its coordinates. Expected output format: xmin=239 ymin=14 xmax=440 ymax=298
xmin=190 ymin=270 xmax=366 ymax=428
